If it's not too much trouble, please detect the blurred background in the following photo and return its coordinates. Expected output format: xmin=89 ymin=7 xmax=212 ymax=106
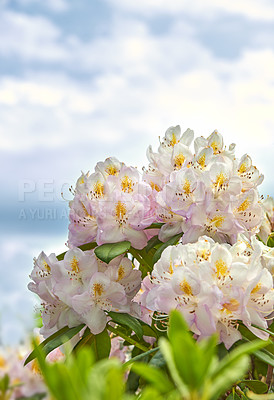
xmin=0 ymin=0 xmax=273 ymax=344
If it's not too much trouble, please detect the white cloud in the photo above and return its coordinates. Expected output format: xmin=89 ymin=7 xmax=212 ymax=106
xmin=0 ymin=10 xmax=68 ymax=61
xmin=106 ymin=0 xmax=274 ymax=21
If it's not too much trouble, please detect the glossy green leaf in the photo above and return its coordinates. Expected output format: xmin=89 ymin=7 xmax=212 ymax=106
xmin=144 ymin=223 xmax=164 ymax=230
xmin=145 ymin=235 xmax=163 ymax=253
xmin=24 ymin=324 xmax=85 ymax=365
xmin=131 ymin=362 xmax=174 ymax=394
xmin=240 ymin=380 xmax=268 ymax=394
xmin=57 ymin=241 xmax=97 ymax=261
xmin=72 ymin=327 xmax=94 ymax=353
xmin=90 ymin=328 xmax=111 ymax=361
xmin=153 ymin=233 xmax=182 ymax=264
xmin=267 ymin=233 xmax=274 ymax=248
xmin=246 ymin=393 xmax=274 ymax=400
xmin=108 ymin=311 xmax=143 ymax=340
xmin=94 ymin=241 xmax=131 ymax=264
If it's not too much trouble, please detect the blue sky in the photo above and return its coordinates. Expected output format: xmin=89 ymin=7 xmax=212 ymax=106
xmin=0 ymin=0 xmax=274 ymax=344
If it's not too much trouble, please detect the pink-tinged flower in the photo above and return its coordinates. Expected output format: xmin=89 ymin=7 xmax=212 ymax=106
xmin=68 ymin=157 xmax=156 ymax=249
xmin=237 ymin=154 xmax=264 ymax=191
xmin=145 ymin=125 xmax=264 ymax=244
xmin=144 ymin=236 xmax=274 ymax=348
xmin=97 ymin=191 xmax=154 ymax=249
xmin=259 ymin=195 xmax=274 ymax=243
xmin=0 ymin=344 xmax=47 ymax=399
xmin=28 ymin=248 xmax=142 ymax=337
xmin=71 ymin=272 xmax=127 ymax=334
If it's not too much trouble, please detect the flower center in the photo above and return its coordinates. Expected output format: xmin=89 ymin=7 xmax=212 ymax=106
xmin=174 ymin=154 xmax=185 ymax=169
xmin=93 ymin=283 xmax=104 ymax=297
xmin=117 ymin=266 xmax=125 ymax=281
xmin=198 ymin=153 xmax=206 ymax=168
xmin=43 ymin=261 xmax=51 ymax=272
xmin=215 ymin=172 xmax=226 ymax=187
xmin=211 ymin=215 xmax=224 ymax=228
xmin=170 ymin=133 xmax=178 ymax=147
xmin=115 ymin=201 xmax=127 ymax=224
xmin=237 ymin=199 xmax=250 ymax=212
xmin=183 ymin=178 xmax=191 ymax=195
xmin=93 ymin=181 xmax=104 ymax=198
xmin=121 ymin=176 xmax=133 ymax=193
xmin=215 ymin=259 xmax=228 ymax=277
xmin=105 ymin=165 xmax=118 ymax=176
xmin=70 ymin=257 xmax=80 ymax=273
xmin=179 ymin=279 xmax=193 ymax=296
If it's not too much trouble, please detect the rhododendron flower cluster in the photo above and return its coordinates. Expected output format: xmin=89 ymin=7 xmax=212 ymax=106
xmin=28 ymin=124 xmax=273 ymax=354
xmin=141 ymin=235 xmax=273 ymax=348
xmin=144 ymin=126 xmax=264 ymax=244
xmin=28 ymin=249 xmax=141 ymax=336
xmin=69 ymin=158 xmax=155 ymax=249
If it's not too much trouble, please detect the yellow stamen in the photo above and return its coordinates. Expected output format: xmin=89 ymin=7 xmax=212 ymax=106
xmin=211 ymin=215 xmax=224 ymax=228
xmin=115 ymin=201 xmax=127 ymax=220
xmin=170 ymin=133 xmax=178 ymax=147
xmin=105 ymin=165 xmax=118 ymax=176
xmin=168 ymin=262 xmax=173 ymax=275
xmin=215 ymin=172 xmax=226 ymax=187
xmin=179 ymin=279 xmax=193 ymax=296
xmin=93 ymin=181 xmax=104 ymax=197
xmin=71 ymin=257 xmax=80 ymax=273
xmin=238 ymin=163 xmax=247 ymax=174
xmin=183 ymin=178 xmax=191 ymax=195
xmin=174 ymin=154 xmax=185 ymax=169
xmin=211 ymin=141 xmax=219 ymax=154
xmin=237 ymin=199 xmax=250 ymax=212
xmin=215 ymin=259 xmax=228 ymax=277
xmin=198 ymin=153 xmax=206 ymax=168
xmin=251 ymin=283 xmax=261 ymax=294
xmin=93 ymin=283 xmax=104 ymax=297
xmin=121 ymin=175 xmax=133 ymax=193
xmin=43 ymin=261 xmax=51 ymax=272
xmin=117 ymin=266 xmax=125 ymax=281
xmin=150 ymin=182 xmax=161 ymax=192
xmin=222 ymin=299 xmax=240 ymax=313
xmin=80 ymin=201 xmax=94 ymax=219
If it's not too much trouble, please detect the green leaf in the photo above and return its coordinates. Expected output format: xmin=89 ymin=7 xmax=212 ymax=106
xmin=210 ymin=340 xmax=270 ymax=400
xmin=246 ymin=393 xmax=274 ymax=400
xmin=72 ymin=327 xmax=94 ymax=352
xmin=124 ymin=347 xmax=160 ymax=367
xmin=144 ymin=223 xmax=164 ymax=230
xmin=226 ymin=392 xmax=242 ymax=400
xmin=94 ymin=241 xmax=131 ymax=264
xmin=240 ymin=380 xmax=268 ymax=394
xmin=24 ymin=324 xmax=85 ymax=365
xmin=210 ymin=355 xmax=250 ymax=400
xmin=253 ymin=349 xmax=274 ymax=367
xmin=131 ymin=362 xmax=174 ymax=394
xmin=145 ymin=235 xmax=163 ymax=253
xmin=267 ymin=233 xmax=274 ymax=247
xmin=159 ymin=338 xmax=190 ymax=398
xmin=108 ymin=311 xmax=143 ymax=340
xmin=57 ymin=241 xmax=97 ymax=261
xmin=90 ymin=328 xmax=111 ymax=361
xmin=152 ymin=233 xmax=182 ymax=264
xmin=0 ymin=373 xmax=10 ymax=393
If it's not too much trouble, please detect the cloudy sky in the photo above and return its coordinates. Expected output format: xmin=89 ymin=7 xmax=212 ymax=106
xmin=0 ymin=0 xmax=274 ymax=344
